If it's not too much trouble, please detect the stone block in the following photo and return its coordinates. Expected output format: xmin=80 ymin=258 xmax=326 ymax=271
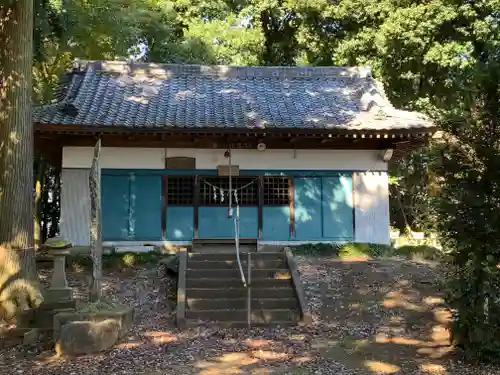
xmin=53 ymin=305 xmax=134 ymax=342
xmin=23 ymin=328 xmax=39 ymax=346
xmin=45 ymin=287 xmax=73 ymax=302
xmin=55 ymin=319 xmax=120 ymax=357
xmin=18 ymin=300 xmax=76 ymax=330
xmin=159 ymin=254 xmax=179 ymax=276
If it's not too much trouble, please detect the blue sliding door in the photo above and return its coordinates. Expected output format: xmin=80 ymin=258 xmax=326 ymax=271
xmin=198 ymin=207 xmax=258 ymax=238
xmin=293 ymin=176 xmax=354 ymax=241
xmin=166 ymin=207 xmax=194 ymax=241
xmin=102 ymin=175 xmax=130 ymax=240
xmin=294 ymin=178 xmax=323 ymax=240
xmin=321 ymin=176 xmax=353 ymax=239
xmin=130 ymin=175 xmax=162 ymax=240
xmin=262 ymin=206 xmax=291 ymax=240
xmin=101 ymin=174 xmax=162 ymax=241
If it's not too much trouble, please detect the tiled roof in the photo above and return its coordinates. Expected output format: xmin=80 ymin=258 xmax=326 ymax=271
xmin=33 ymin=61 xmax=434 ymax=131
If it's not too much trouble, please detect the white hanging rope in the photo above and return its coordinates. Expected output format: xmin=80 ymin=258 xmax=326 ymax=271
xmin=200 ymin=177 xmax=259 ymax=197
xmin=201 ymin=160 xmax=255 ymax=287
xmin=226 ymin=150 xmax=246 ymax=287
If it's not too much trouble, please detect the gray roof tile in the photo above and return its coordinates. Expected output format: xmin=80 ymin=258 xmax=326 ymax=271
xmin=33 ymin=61 xmax=434 ymax=131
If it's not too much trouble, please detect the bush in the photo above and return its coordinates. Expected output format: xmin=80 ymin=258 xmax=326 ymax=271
xmin=338 ymin=242 xmax=394 ymax=258
xmin=291 ymin=242 xmax=394 ymax=258
xmin=68 ymin=251 xmax=160 ymax=271
xmin=397 ymin=245 xmax=443 ymax=261
xmin=291 ymin=243 xmax=340 ymax=257
xmin=290 ymin=241 xmax=443 ymax=260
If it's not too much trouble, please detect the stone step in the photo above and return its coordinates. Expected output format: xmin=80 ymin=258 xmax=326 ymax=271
xmin=186 ymin=278 xmax=293 ymax=289
xmin=191 ymin=244 xmax=257 ymax=254
xmin=188 ymin=287 xmax=296 ymax=299
xmin=192 ymin=238 xmax=258 ymax=246
xmin=185 ymin=320 xmax=298 ymax=328
xmin=186 ymin=309 xmax=300 ymax=323
xmin=188 ymin=252 xmax=285 ymax=262
xmin=187 ymin=259 xmax=287 ymax=270
xmin=187 ymin=298 xmax=298 ymax=310
xmin=186 ymin=268 xmax=291 ymax=279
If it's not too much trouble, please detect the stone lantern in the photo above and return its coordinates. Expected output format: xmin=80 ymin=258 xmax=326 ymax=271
xmin=43 ymin=237 xmax=73 ymax=302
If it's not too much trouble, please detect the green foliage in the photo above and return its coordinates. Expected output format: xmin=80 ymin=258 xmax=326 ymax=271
xmin=338 ymin=243 xmax=395 ymax=258
xmin=397 ymin=245 xmax=443 ymax=261
xmin=69 ymin=251 xmax=160 ymax=271
xmin=291 ymin=243 xmax=340 ymax=257
xmin=389 ymin=144 xmax=441 ymax=233
xmin=76 ymin=299 xmax=123 ymax=313
xmin=290 ymin=242 xmax=441 ymax=260
xmin=431 ymin=7 xmax=500 ymax=360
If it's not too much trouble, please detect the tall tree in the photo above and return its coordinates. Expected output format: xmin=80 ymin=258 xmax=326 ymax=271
xmin=434 ymin=29 xmax=500 ymax=360
xmin=0 ymin=0 xmax=43 ymax=319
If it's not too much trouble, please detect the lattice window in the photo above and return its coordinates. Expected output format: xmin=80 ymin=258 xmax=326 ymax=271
xmin=263 ymin=177 xmax=290 ymax=206
xmin=167 ymin=176 xmax=194 ymax=205
xmin=200 ymin=177 xmax=258 ymax=206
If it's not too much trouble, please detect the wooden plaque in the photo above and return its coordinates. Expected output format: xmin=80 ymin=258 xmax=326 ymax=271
xmin=165 ymin=157 xmax=196 ymax=169
xmin=217 ymin=165 xmax=240 ymax=176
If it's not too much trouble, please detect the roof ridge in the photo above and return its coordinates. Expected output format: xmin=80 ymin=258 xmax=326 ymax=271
xmin=77 ymin=60 xmax=373 ymax=80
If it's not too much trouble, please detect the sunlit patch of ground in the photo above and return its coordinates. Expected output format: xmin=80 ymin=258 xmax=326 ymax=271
xmin=2 ymin=259 xmax=500 ymax=374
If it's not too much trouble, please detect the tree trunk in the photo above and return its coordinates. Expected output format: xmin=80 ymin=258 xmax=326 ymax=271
xmin=0 ymin=0 xmax=43 ymax=320
xmin=89 ymin=139 xmax=102 ymax=302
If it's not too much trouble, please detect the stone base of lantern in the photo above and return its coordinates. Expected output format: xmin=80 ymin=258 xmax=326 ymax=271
xmin=17 ymin=237 xmax=77 ymax=338
xmin=45 ymin=287 xmax=73 ymax=303
xmin=17 ymin=299 xmax=76 ymax=332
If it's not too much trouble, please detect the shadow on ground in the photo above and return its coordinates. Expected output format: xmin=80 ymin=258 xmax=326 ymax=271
xmin=1 ymin=255 xmax=494 ymax=375
xmin=301 ymin=257 xmax=454 ymax=374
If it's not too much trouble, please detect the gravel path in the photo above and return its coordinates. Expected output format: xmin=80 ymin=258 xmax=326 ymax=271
xmin=1 ymin=257 xmax=499 ymax=374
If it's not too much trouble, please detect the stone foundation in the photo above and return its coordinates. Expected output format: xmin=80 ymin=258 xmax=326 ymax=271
xmin=53 ymin=306 xmax=134 ymax=341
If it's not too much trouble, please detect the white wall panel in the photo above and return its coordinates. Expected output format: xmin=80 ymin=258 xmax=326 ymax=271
xmin=60 ymin=169 xmax=91 ymax=246
xmin=353 ymin=171 xmax=390 ymax=245
xmin=63 ymin=147 xmax=387 ymax=171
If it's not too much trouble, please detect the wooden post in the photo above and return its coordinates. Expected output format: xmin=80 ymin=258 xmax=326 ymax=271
xmin=89 ymin=139 xmax=102 ymax=302
xmin=258 ymin=176 xmax=263 ymax=239
xmin=247 ymin=251 xmax=251 ymax=328
xmin=34 ymin=156 xmax=45 ymax=249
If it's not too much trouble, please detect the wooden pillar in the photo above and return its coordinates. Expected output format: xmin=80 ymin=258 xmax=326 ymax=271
xmin=89 ymin=139 xmax=102 ymax=302
xmin=193 ymin=175 xmax=200 ymax=239
xmin=161 ymin=175 xmax=167 ymax=240
xmin=258 ymin=176 xmax=263 ymax=239
xmin=288 ymin=177 xmax=295 ymax=238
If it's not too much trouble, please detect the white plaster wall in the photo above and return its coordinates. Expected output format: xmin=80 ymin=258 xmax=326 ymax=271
xmin=62 ymin=147 xmax=165 ymax=169
xmin=62 ymin=147 xmax=387 ymax=171
xmin=353 ymin=171 xmax=390 ymax=245
xmin=60 ymin=168 xmax=91 ymax=246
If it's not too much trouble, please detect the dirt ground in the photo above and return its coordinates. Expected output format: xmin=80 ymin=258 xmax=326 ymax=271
xmin=1 ymin=256 xmax=499 ymax=375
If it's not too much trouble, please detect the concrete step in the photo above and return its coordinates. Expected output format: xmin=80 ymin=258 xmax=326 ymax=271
xmin=187 ymin=259 xmax=287 ymax=270
xmin=186 ymin=278 xmax=293 ymax=289
xmin=188 ymin=287 xmax=296 ymax=299
xmin=186 ymin=309 xmax=300 ymax=323
xmin=187 ymin=298 xmax=298 ymax=310
xmin=186 ymin=268 xmax=291 ymax=279
xmin=189 ymin=252 xmax=285 ymax=262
